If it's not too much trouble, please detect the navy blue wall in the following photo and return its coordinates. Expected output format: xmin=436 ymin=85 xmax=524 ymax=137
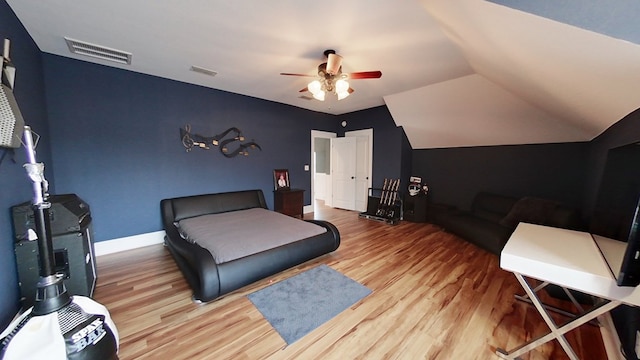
xmin=0 ymin=0 xmax=51 ymax=330
xmin=585 ymin=108 xmax=640 ymax=215
xmin=400 ymin=129 xmax=413 ymax=191
xmin=412 ymin=142 xmax=590 ymax=212
xmin=584 ymin=108 xmax=640 ymax=359
xmin=410 ymin=107 xmax=640 ymax=217
xmin=42 ymin=55 xmax=340 ymax=242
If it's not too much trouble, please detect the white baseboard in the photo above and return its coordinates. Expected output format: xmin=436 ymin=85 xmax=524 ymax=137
xmin=95 ymin=230 xmax=165 ymax=257
xmin=95 ymin=206 xmax=315 ymax=257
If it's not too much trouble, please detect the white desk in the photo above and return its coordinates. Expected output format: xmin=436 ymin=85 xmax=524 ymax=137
xmin=496 ymin=223 xmax=640 ymax=360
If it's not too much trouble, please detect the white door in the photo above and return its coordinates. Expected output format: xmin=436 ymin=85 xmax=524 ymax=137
xmin=331 ymin=137 xmax=357 ymax=210
xmin=346 ymin=129 xmax=373 ymax=212
xmin=353 ymin=136 xmax=370 ymax=212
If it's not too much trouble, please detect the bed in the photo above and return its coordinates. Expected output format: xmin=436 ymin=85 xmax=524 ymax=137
xmin=160 ymin=189 xmax=340 ymax=302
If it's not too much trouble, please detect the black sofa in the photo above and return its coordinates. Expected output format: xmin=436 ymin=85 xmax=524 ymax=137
xmin=160 ymin=189 xmax=340 ymax=302
xmin=432 ymin=192 xmax=582 ymax=255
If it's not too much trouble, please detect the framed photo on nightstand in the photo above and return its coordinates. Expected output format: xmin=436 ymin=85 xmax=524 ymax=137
xmin=273 ymin=169 xmax=290 ymax=190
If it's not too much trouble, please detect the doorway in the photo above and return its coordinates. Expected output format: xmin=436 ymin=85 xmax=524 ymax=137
xmin=311 ymin=130 xmax=336 ymax=211
xmin=311 ymin=128 xmax=372 ymax=213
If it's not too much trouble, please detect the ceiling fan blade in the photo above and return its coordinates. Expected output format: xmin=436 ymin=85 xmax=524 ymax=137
xmin=348 ymin=71 xmax=382 ymax=79
xmin=280 ymin=72 xmax=316 ymax=77
xmin=299 ymin=86 xmax=309 ymax=92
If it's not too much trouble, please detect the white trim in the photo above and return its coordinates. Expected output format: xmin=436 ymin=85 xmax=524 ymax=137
xmin=95 ymin=230 xmax=165 ymax=257
xmin=599 ymin=313 xmax=625 ymax=360
xmin=311 ymin=130 xmax=337 ymax=209
xmin=96 ymin=205 xmax=314 ymax=257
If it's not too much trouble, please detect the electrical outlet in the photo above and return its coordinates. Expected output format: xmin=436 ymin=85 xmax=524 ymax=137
xmin=304 ymin=164 xmax=309 ymax=171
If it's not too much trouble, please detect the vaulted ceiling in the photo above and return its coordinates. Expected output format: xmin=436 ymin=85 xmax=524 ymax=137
xmin=6 ymin=0 xmax=640 ymax=148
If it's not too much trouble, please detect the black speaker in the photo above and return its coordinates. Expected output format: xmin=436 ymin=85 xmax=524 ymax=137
xmin=12 ymin=194 xmax=91 ymax=240
xmin=403 ymin=194 xmax=428 ymax=222
xmin=14 ymin=219 xmax=97 ymax=309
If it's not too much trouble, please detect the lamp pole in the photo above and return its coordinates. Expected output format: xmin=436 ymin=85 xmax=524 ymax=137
xmin=22 ymin=126 xmax=71 ymax=315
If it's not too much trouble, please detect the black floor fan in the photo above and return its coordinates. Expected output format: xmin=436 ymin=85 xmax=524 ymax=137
xmin=0 ymin=40 xmax=119 ymax=359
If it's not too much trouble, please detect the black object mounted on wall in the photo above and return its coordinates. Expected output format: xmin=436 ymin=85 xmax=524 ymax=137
xmin=0 ymin=38 xmax=25 ymax=169
xmin=180 ymin=124 xmax=261 ymax=157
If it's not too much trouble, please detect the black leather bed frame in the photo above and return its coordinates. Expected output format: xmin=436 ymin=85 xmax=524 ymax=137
xmin=160 ymin=189 xmax=340 ymax=302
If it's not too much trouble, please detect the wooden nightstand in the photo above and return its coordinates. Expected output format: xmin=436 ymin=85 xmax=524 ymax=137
xmin=274 ymin=189 xmax=304 ymax=218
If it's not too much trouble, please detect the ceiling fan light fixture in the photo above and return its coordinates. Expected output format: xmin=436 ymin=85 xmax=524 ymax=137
xmin=335 ymin=79 xmax=349 ymax=93
xmin=337 ymin=90 xmax=350 ymax=100
xmin=308 ymin=80 xmax=322 ymax=94
xmin=282 ymin=50 xmax=381 ymax=102
xmin=312 ymin=90 xmax=326 ymax=101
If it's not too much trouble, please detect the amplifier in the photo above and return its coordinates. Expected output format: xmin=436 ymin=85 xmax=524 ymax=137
xmin=11 ymin=194 xmax=90 ymax=240
xmin=15 ymin=222 xmax=97 ymax=310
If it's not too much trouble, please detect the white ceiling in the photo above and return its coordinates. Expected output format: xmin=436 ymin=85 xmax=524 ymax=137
xmin=6 ymin=0 xmax=640 ymax=148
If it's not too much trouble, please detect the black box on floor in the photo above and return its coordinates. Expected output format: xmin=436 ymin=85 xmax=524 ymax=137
xmin=15 ymin=222 xmax=97 ymax=309
xmin=403 ymin=194 xmax=428 ymax=222
xmin=12 ymin=194 xmax=97 ymax=310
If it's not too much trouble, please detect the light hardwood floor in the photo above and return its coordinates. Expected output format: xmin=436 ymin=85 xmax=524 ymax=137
xmin=93 ymin=204 xmax=607 ymax=360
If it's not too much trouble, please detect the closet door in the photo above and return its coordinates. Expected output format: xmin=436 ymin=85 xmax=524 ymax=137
xmin=353 ymin=135 xmax=370 ymax=212
xmin=331 ymin=137 xmax=357 ymax=210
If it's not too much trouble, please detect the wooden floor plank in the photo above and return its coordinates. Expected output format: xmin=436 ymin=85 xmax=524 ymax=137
xmin=93 ymin=204 xmax=607 ymax=360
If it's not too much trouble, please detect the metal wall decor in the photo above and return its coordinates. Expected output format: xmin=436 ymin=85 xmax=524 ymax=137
xmin=180 ymin=124 xmax=261 ymax=157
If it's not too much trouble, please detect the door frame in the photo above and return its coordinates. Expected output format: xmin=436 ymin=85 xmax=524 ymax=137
xmin=310 ymin=128 xmax=373 ymax=212
xmin=310 ymin=130 xmax=336 ymax=211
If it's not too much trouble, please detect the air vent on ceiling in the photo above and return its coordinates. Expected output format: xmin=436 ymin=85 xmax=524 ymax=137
xmin=190 ymin=66 xmax=217 ymax=77
xmin=64 ymin=37 xmax=132 ymax=65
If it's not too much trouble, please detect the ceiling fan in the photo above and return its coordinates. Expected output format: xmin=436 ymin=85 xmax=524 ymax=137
xmin=280 ymin=49 xmax=382 ymax=101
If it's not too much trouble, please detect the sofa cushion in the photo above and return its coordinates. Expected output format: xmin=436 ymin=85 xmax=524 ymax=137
xmin=439 ymin=213 xmax=514 ymax=254
xmin=546 ymin=205 xmax=582 ymax=230
xmin=471 ymin=192 xmax=518 ymax=223
xmin=499 ymin=197 xmax=561 ymax=229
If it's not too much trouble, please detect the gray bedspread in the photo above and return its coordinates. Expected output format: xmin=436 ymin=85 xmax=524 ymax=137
xmin=176 ymin=208 xmax=327 ymax=264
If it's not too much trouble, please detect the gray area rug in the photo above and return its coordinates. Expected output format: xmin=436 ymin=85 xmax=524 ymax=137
xmin=247 ymin=264 xmax=372 ymax=345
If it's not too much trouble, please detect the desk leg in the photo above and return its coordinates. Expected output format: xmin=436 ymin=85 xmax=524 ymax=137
xmin=514 ymin=281 xmax=598 ymax=326
xmin=496 ymin=273 xmax=621 ymax=360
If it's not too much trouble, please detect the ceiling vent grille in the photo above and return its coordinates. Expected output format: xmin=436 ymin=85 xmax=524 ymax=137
xmin=64 ymin=37 xmax=132 ymax=65
xmin=190 ymin=66 xmax=217 ymax=77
